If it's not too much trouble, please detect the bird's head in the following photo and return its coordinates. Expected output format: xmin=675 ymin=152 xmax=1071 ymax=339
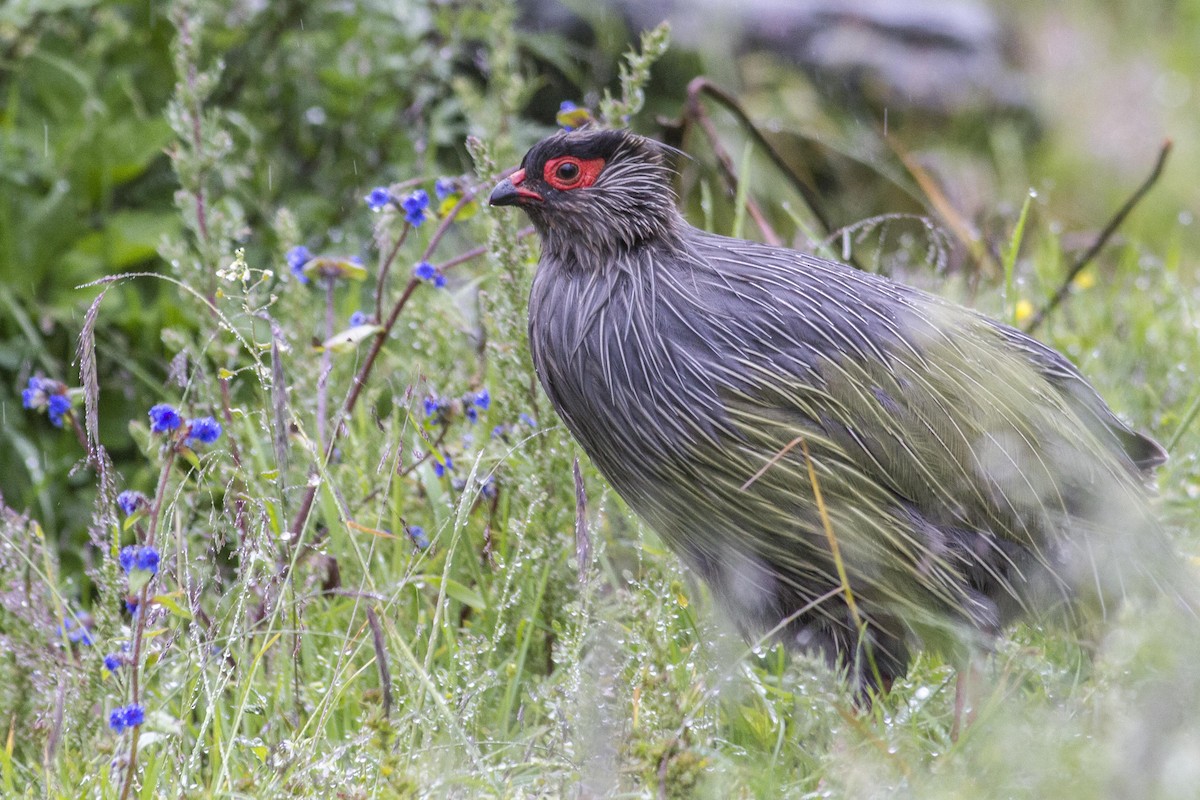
xmin=489 ymin=129 xmax=682 ymax=260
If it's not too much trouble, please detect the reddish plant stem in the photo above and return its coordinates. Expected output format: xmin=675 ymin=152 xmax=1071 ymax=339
xmin=317 ymin=277 xmax=336 ymax=452
xmin=66 ymin=410 xmax=88 ymax=452
xmin=119 ymin=442 xmax=178 ymax=800
xmin=421 ymin=187 xmax=482 ymax=261
xmin=684 ymin=77 xmax=838 ymax=238
xmin=374 ymin=224 xmax=411 ymax=324
xmin=683 ymin=79 xmax=781 ymax=247
xmin=1024 ymin=139 xmax=1172 ymax=333
xmin=286 ymin=227 xmax=532 ymax=538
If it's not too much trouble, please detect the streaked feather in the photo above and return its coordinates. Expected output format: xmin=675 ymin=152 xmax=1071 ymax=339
xmin=515 ymin=129 xmax=1166 ymax=693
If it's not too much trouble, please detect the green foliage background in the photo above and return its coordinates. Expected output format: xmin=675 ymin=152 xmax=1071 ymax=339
xmin=1 ymin=0 xmax=1199 ymax=798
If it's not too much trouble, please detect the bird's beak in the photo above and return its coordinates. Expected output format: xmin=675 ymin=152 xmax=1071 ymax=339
xmin=489 ymin=169 xmax=543 ymax=206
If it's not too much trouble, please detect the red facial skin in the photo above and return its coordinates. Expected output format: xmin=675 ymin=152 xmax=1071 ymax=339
xmin=543 ymin=156 xmax=605 ymax=191
xmin=508 ymin=168 xmax=545 ymax=201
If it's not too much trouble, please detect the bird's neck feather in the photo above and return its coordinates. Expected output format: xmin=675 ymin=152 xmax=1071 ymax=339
xmin=537 ymin=210 xmax=686 ymax=268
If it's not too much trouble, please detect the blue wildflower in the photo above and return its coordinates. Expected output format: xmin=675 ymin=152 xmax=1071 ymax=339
xmin=518 ymin=413 xmax=537 ymax=428
xmin=46 ymin=393 xmax=71 ymax=428
xmin=433 ymin=454 xmax=453 ymax=478
xmin=123 ymin=705 xmax=145 ymax=728
xmin=117 ymin=491 xmax=147 ymax=516
xmin=491 ymin=424 xmax=506 ymax=439
xmin=185 ymin=417 xmax=223 ymax=446
xmin=109 ymin=704 xmax=144 ymax=733
xmin=22 ymin=376 xmax=48 ymax=409
xmin=407 ymin=525 xmax=430 ymax=549
xmin=401 ymin=189 xmax=430 ymax=227
xmin=120 ymin=545 xmax=159 ymax=576
xmin=473 ymin=389 xmax=490 ymax=410
xmin=349 ymin=310 xmax=368 ymax=327
xmin=60 ymin=615 xmax=94 ymax=646
xmin=413 ymin=261 xmax=436 ymax=281
xmin=287 ymin=245 xmax=313 ymax=285
xmin=125 ymin=598 xmax=139 ymax=615
xmin=465 ymin=406 xmax=477 ymax=423
xmin=148 ymin=404 xmax=182 ymax=433
xmin=22 ymin=377 xmax=71 ymax=426
xmin=135 ymin=546 xmax=160 ymax=574
xmin=103 ymin=653 xmax=122 ymax=672
xmin=365 ymin=186 xmax=392 ymax=212
xmin=434 ymin=178 xmax=456 ymax=201
xmin=119 ymin=546 xmax=137 ymax=573
xmin=413 ymin=260 xmax=447 ymax=288
xmin=423 ymin=396 xmax=441 ymax=418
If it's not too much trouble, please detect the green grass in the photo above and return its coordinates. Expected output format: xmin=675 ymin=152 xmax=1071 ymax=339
xmin=3 ymin=1 xmax=1200 ymax=798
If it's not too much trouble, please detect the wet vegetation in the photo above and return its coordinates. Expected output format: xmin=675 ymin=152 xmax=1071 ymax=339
xmin=1 ymin=1 xmax=1198 ymax=796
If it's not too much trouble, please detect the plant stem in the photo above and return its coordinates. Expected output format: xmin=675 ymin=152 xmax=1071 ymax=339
xmin=286 ymin=202 xmax=530 ymax=539
xmin=1025 ymin=140 xmax=1172 ymax=333
xmin=374 ymin=224 xmax=410 ymax=325
xmin=317 ymin=277 xmax=336 ymax=453
xmin=118 ymin=442 xmax=177 ymax=800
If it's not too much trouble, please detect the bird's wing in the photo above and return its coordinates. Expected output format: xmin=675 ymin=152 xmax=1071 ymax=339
xmin=683 ymin=236 xmax=1161 ymax=626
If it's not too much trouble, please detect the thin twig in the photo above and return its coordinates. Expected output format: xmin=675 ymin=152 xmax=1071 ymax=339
xmin=366 ymin=607 xmax=393 ymax=719
xmin=682 ymin=82 xmax=781 ymax=246
xmin=219 ymin=377 xmax=251 ymax=548
xmin=316 ymin=277 xmax=336 ymax=452
xmin=287 ymin=229 xmax=534 ymax=537
xmin=422 ymin=187 xmax=483 ymax=261
xmin=684 ymin=78 xmax=839 ymax=238
xmin=119 ymin=443 xmax=178 ymax=800
xmin=1025 ymin=140 xmax=1172 ymax=333
xmin=889 ymin=137 xmax=999 ymax=279
xmin=395 ymin=426 xmax=450 ymax=479
xmin=740 ymin=435 xmax=805 ymax=491
xmin=373 ymin=224 xmax=410 ymax=325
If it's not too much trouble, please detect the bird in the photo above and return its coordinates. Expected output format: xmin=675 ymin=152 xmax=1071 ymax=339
xmin=489 ymin=127 xmax=1169 ymax=700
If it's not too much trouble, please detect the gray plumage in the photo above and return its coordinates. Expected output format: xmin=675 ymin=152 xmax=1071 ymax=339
xmin=490 ymin=128 xmax=1168 ymax=693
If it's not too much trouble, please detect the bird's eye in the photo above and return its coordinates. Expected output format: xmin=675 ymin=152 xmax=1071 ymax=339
xmin=543 ymin=156 xmax=605 ymax=191
xmin=555 ymin=162 xmax=580 ymax=183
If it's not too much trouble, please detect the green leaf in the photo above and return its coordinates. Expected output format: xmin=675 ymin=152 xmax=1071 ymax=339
xmin=127 ymin=569 xmax=153 ymax=594
xmin=152 ymin=593 xmax=193 ymax=620
xmin=1 ymin=719 xmax=13 ymax=797
xmin=423 ymin=576 xmax=487 ymax=611
xmin=0 ymin=0 xmax=100 ymax=28
xmin=65 ymin=210 xmax=179 ymax=271
xmin=122 ymin=508 xmax=147 ymax=531
xmin=96 ymin=117 xmax=174 ymax=190
xmin=178 ymin=445 xmax=202 ymax=471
